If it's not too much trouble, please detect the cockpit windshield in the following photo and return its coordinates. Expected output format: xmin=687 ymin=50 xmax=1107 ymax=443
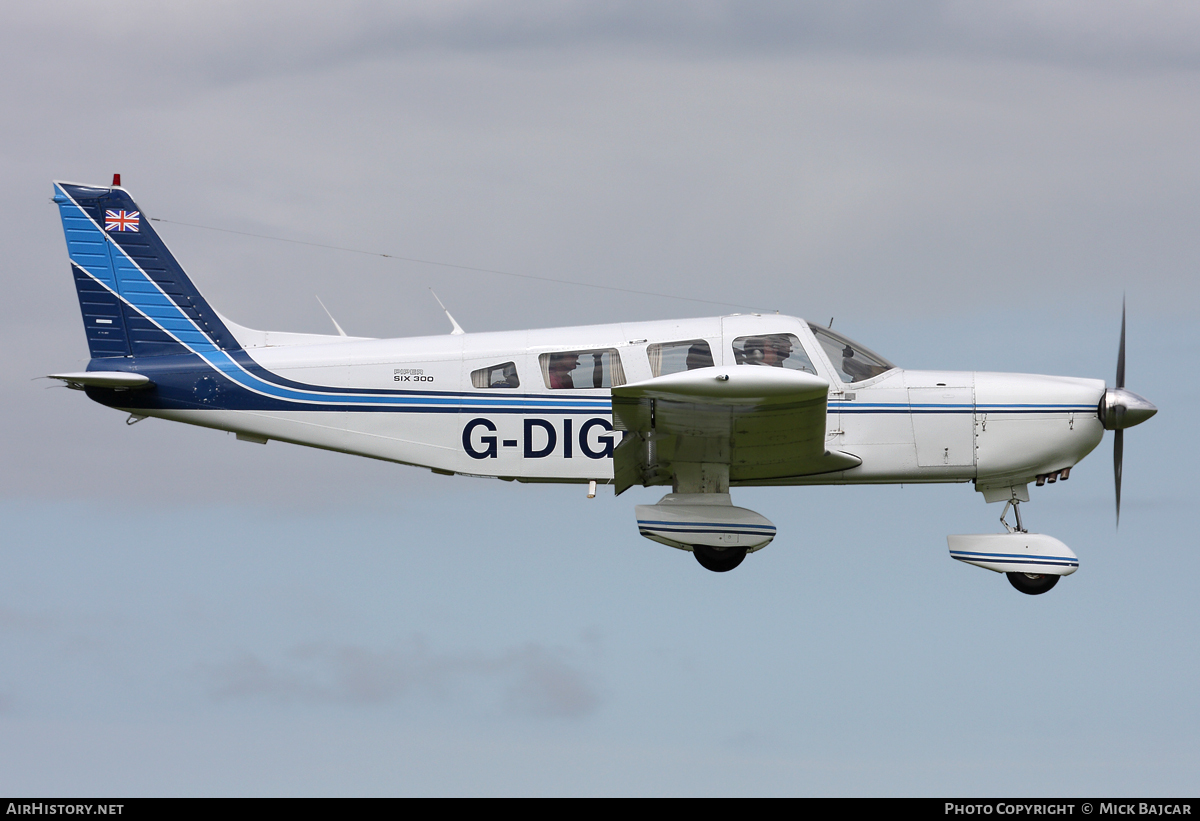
xmin=808 ymin=323 xmax=896 ymax=384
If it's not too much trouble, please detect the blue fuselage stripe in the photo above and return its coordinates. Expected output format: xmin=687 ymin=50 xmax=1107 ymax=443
xmin=59 ymin=190 xmax=1101 ymax=419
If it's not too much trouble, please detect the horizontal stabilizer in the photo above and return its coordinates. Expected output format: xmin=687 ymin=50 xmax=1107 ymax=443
xmin=48 ymin=371 xmax=153 ymax=390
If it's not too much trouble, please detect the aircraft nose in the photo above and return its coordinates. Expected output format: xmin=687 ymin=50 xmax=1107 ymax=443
xmin=1100 ymin=388 xmax=1157 ymax=430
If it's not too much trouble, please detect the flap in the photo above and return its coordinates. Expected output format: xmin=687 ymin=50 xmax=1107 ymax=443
xmin=611 ymin=366 xmax=860 ymax=494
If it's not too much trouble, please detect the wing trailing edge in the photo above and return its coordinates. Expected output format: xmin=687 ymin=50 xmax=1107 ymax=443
xmin=611 ymin=366 xmax=861 ymax=494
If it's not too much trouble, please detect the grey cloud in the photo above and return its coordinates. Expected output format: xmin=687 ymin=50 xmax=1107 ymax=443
xmin=11 ymin=1 xmax=1200 ymax=93
xmin=205 ymin=636 xmax=601 ymax=718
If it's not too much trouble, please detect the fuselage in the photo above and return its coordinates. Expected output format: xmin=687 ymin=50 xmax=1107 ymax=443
xmin=86 ymin=313 xmax=1107 ymax=492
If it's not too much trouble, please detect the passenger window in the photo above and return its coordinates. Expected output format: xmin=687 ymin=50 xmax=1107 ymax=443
xmin=540 ymin=349 xmax=626 ymax=389
xmin=732 ymin=334 xmax=816 ymax=374
xmin=471 ymin=362 xmax=520 ymax=389
xmin=647 ymin=340 xmax=714 ymax=377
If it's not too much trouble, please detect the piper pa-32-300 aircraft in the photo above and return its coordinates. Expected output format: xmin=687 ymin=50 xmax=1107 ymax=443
xmin=48 ymin=178 xmax=1158 ymax=594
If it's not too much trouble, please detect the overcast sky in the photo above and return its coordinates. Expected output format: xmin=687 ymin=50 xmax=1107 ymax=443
xmin=2 ymin=1 xmax=1197 ymax=796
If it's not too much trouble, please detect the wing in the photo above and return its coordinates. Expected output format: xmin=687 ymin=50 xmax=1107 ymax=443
xmin=611 ymin=366 xmax=861 ymax=494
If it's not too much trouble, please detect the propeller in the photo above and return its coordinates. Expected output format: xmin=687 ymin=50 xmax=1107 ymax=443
xmin=1098 ymin=299 xmax=1157 ymax=525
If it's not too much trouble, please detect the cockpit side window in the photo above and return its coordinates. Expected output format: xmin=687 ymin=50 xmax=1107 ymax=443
xmin=647 ymin=340 xmax=713 ymax=377
xmin=731 ymin=334 xmax=816 ymax=374
xmin=471 ymin=362 xmax=520 ymax=389
xmin=539 ymin=349 xmax=626 ymax=389
xmin=808 ymin=324 xmax=896 ymax=383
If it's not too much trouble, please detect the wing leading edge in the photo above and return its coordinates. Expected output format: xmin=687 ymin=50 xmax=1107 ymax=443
xmin=611 ymin=366 xmax=861 ymax=495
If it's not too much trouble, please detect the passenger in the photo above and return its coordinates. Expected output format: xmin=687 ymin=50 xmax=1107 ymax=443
xmin=490 ymin=363 xmax=520 ymax=388
xmin=740 ymin=337 xmax=766 ymax=365
xmin=742 ymin=335 xmax=792 ymax=367
xmin=685 ymin=344 xmax=713 ymax=370
xmin=548 ymin=353 xmax=579 ymax=389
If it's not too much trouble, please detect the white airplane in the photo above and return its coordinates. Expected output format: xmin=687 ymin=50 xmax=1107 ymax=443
xmin=48 ymin=178 xmax=1157 ymax=593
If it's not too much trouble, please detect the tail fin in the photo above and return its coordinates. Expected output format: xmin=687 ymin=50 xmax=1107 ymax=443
xmin=52 ymin=181 xmax=240 ymax=359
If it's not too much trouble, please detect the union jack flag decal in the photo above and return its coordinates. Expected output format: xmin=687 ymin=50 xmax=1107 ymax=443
xmin=105 ymin=210 xmax=140 ymax=232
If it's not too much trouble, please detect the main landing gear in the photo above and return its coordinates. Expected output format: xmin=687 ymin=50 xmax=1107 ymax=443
xmin=634 ymin=492 xmax=775 ymax=574
xmin=1006 ymin=571 xmax=1059 ymax=595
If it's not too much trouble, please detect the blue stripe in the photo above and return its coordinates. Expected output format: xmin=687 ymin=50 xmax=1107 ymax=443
xmin=831 ymin=402 xmax=1095 ymax=414
xmin=58 ymin=185 xmax=1099 ymax=420
xmin=639 ymin=526 xmax=776 ymax=534
xmin=62 ymin=242 xmax=613 ymax=412
xmin=639 ymin=528 xmax=774 ymax=536
xmin=637 ymin=519 xmax=775 ymax=530
xmin=951 ymin=551 xmax=1078 ymax=567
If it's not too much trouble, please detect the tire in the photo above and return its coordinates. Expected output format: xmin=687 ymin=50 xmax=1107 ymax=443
xmin=692 ymin=544 xmax=747 ymax=573
xmin=1006 ymin=571 xmax=1060 ymax=595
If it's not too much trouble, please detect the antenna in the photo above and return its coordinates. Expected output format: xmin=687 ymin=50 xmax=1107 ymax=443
xmin=315 ymin=296 xmax=348 ymax=336
xmin=429 ymin=289 xmax=465 ymax=335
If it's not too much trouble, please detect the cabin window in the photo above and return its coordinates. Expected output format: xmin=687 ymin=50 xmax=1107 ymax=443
xmin=540 ymin=349 xmax=626 ymax=389
xmin=731 ymin=334 xmax=816 ymax=374
xmin=808 ymin=325 xmax=895 ymax=383
xmin=647 ymin=340 xmax=714 ymax=377
xmin=471 ymin=362 xmax=520 ymax=389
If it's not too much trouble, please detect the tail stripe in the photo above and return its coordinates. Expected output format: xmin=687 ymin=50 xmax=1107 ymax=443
xmin=56 ymin=184 xmax=222 ymax=355
xmin=68 ymin=251 xmax=613 ymax=411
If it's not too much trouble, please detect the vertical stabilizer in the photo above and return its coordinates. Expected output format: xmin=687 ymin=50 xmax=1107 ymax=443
xmin=53 ymin=181 xmax=240 ymax=358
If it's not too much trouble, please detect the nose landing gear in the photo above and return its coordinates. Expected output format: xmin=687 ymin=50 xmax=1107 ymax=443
xmin=948 ymin=493 xmax=1078 ymax=595
xmin=999 ymin=498 xmax=1025 ymax=535
xmin=998 ymin=498 xmax=1063 ymax=595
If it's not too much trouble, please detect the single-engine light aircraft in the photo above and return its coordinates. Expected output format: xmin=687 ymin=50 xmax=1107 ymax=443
xmin=48 ymin=179 xmax=1157 ymax=593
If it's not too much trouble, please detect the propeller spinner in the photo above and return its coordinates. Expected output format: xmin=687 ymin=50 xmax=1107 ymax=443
xmin=1098 ymin=300 xmax=1157 ymax=525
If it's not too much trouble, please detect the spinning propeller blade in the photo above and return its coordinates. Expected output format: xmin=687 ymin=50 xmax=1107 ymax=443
xmin=1114 ymin=428 xmax=1123 ymax=526
xmin=1115 ymin=300 xmax=1125 ymax=525
xmin=1116 ymin=299 xmax=1126 ymax=391
xmin=1099 ymin=298 xmax=1156 ymax=527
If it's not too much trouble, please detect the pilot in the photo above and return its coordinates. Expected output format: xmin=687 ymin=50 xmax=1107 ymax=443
xmin=761 ymin=336 xmax=792 ymax=367
xmin=547 ymin=353 xmax=579 ymax=389
xmin=840 ymin=344 xmax=880 ymax=382
xmin=685 ymin=344 xmax=713 ymax=370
